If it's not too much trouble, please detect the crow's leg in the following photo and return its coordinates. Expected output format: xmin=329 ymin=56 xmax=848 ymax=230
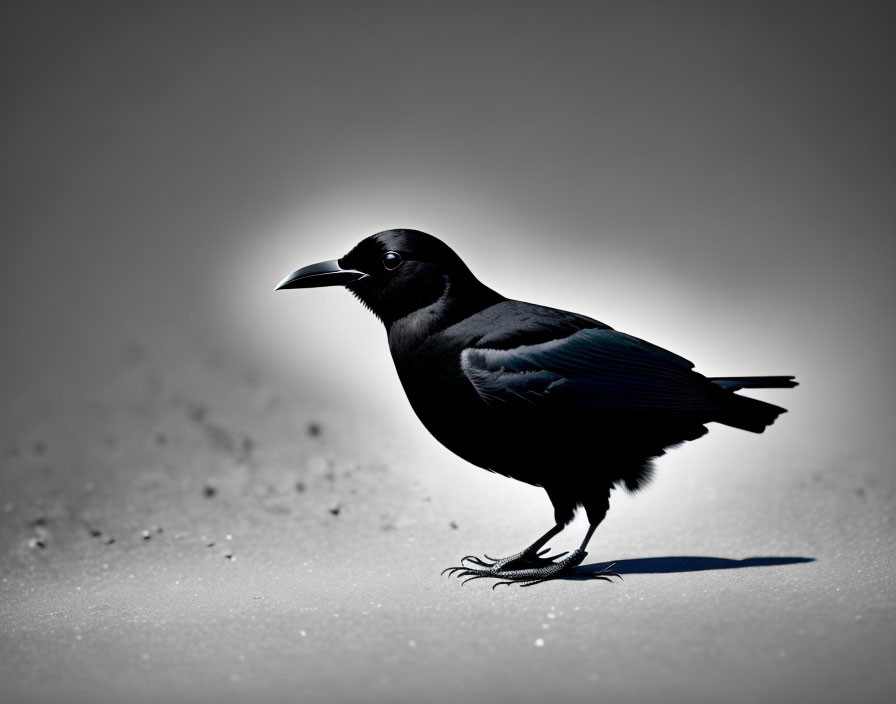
xmin=448 ymin=485 xmax=576 ymax=573
xmin=444 ymin=494 xmax=619 ymax=587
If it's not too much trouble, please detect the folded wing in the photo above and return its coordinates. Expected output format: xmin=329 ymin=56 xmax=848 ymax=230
xmin=460 ymin=328 xmax=719 ymax=412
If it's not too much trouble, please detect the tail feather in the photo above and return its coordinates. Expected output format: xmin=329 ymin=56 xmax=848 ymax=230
xmin=709 ymin=375 xmax=796 ymax=433
xmin=709 ymin=375 xmax=797 ymax=391
xmin=709 ymin=376 xmax=798 ymax=391
xmin=717 ymin=394 xmax=787 ymax=433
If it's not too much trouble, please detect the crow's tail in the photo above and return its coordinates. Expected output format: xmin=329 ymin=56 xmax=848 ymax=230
xmin=709 ymin=375 xmax=797 ymax=433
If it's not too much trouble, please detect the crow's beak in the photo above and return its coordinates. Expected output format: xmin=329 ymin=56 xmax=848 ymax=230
xmin=274 ymin=259 xmax=366 ymax=291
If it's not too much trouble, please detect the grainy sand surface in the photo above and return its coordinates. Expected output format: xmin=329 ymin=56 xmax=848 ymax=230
xmin=1 ymin=340 xmax=893 ymax=704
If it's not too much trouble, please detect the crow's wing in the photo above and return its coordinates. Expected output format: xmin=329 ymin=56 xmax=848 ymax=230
xmin=460 ymin=328 xmax=718 ymax=412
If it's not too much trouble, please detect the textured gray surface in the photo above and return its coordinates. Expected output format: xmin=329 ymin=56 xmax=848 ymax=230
xmin=0 ymin=346 xmax=894 ymax=704
xmin=2 ymin=2 xmax=894 ymax=703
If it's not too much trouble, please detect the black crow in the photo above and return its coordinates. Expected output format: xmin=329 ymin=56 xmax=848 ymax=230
xmin=276 ymin=229 xmax=796 ymax=587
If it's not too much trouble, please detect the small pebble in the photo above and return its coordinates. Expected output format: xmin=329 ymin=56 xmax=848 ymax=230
xmin=329 ymin=505 xmax=341 ymax=517
xmin=141 ymin=530 xmax=151 ymax=540
xmin=535 ymin=638 xmax=545 ymax=647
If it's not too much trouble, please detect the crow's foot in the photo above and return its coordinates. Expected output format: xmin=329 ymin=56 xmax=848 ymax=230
xmin=441 ymin=546 xmax=563 ymax=582
xmin=442 ymin=549 xmax=621 ymax=588
xmin=459 ymin=546 xmax=568 ymax=572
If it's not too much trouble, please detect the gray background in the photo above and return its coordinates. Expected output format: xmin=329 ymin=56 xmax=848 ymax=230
xmin=1 ymin=2 xmax=894 ymax=703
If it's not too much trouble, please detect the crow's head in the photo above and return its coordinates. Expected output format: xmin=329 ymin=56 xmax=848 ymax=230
xmin=276 ymin=229 xmax=493 ymax=325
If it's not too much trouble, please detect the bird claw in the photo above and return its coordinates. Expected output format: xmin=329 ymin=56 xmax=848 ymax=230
xmin=582 ymin=562 xmax=621 ymax=581
xmin=597 ymin=562 xmax=622 ymax=580
xmin=535 ymin=563 xmax=621 ymax=586
xmin=460 ymin=554 xmax=495 ymax=568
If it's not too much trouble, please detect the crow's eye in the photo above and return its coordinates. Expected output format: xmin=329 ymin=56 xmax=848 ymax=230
xmin=383 ymin=251 xmax=402 ymax=270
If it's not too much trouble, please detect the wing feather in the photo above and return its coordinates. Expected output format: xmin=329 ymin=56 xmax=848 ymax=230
xmin=460 ymin=328 xmax=717 ymax=412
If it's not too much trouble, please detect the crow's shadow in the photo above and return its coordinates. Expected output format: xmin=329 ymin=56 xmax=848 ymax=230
xmin=579 ymin=555 xmax=815 ymax=576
